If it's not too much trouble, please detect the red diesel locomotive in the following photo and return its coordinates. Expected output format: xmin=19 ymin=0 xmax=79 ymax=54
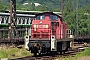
xmin=26 ymin=12 xmax=73 ymax=55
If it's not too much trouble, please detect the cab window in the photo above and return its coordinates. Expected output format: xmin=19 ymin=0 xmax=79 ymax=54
xmin=50 ymin=14 xmax=58 ymax=20
xmin=36 ymin=14 xmax=45 ymax=20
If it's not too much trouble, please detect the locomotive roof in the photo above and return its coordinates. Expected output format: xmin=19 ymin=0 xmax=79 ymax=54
xmin=35 ymin=12 xmax=62 ymax=18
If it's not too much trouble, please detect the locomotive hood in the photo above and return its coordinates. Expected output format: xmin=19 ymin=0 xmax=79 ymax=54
xmin=32 ymin=20 xmax=51 ymax=29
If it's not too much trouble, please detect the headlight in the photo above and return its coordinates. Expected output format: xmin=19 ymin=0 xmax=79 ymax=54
xmin=44 ymin=25 xmax=48 ymax=28
xmin=34 ymin=24 xmax=38 ymax=28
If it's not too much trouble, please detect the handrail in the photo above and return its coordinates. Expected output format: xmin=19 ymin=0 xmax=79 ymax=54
xmin=31 ymin=29 xmax=52 ymax=38
xmin=31 ymin=28 xmax=73 ymax=39
xmin=55 ymin=29 xmax=73 ymax=39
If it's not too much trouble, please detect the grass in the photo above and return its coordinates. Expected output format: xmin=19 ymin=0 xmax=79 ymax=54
xmin=57 ymin=46 xmax=90 ymax=60
xmin=0 ymin=46 xmax=33 ymax=58
xmin=1 ymin=46 xmax=90 ymax=59
xmin=76 ymin=46 xmax=90 ymax=57
xmin=0 ymin=50 xmax=8 ymax=58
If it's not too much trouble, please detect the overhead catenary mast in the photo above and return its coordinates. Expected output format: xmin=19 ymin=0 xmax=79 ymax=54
xmin=8 ymin=0 xmax=17 ymax=38
xmin=76 ymin=0 xmax=78 ymax=39
xmin=62 ymin=0 xmax=64 ymax=21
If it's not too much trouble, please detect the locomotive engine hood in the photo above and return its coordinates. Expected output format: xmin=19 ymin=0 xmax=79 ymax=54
xmin=31 ymin=20 xmax=51 ymax=39
xmin=32 ymin=20 xmax=51 ymax=29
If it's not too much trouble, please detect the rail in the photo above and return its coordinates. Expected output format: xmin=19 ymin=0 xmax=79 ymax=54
xmin=10 ymin=43 xmax=88 ymax=60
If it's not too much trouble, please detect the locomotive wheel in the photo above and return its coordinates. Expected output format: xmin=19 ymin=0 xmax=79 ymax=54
xmin=39 ymin=53 xmax=41 ymax=56
xmin=60 ymin=51 xmax=62 ymax=55
xmin=33 ymin=52 xmax=37 ymax=56
xmin=32 ymin=46 xmax=38 ymax=56
xmin=63 ymin=47 xmax=68 ymax=54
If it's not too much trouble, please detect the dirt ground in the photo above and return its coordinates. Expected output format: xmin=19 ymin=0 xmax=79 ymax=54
xmin=56 ymin=56 xmax=90 ymax=60
xmin=77 ymin=56 xmax=90 ymax=60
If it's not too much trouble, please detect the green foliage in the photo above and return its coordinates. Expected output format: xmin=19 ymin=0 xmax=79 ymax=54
xmin=57 ymin=47 xmax=90 ymax=60
xmin=0 ymin=3 xmax=5 ymax=12
xmin=0 ymin=50 xmax=8 ymax=58
xmin=78 ymin=47 xmax=90 ymax=56
xmin=65 ymin=0 xmax=73 ymax=13
xmin=0 ymin=47 xmax=32 ymax=58
xmin=0 ymin=0 xmax=89 ymax=12
xmin=64 ymin=1 xmax=90 ymax=36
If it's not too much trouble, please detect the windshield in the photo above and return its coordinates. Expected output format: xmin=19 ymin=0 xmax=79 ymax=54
xmin=36 ymin=14 xmax=45 ymax=20
xmin=50 ymin=14 xmax=58 ymax=20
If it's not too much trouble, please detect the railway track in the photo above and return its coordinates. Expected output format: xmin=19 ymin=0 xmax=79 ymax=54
xmin=10 ymin=44 xmax=88 ymax=60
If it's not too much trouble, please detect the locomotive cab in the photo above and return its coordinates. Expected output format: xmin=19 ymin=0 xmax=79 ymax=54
xmin=26 ymin=12 xmax=74 ymax=55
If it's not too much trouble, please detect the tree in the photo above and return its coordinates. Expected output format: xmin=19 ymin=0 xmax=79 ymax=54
xmin=65 ymin=0 xmax=73 ymax=14
xmin=0 ymin=3 xmax=6 ymax=12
